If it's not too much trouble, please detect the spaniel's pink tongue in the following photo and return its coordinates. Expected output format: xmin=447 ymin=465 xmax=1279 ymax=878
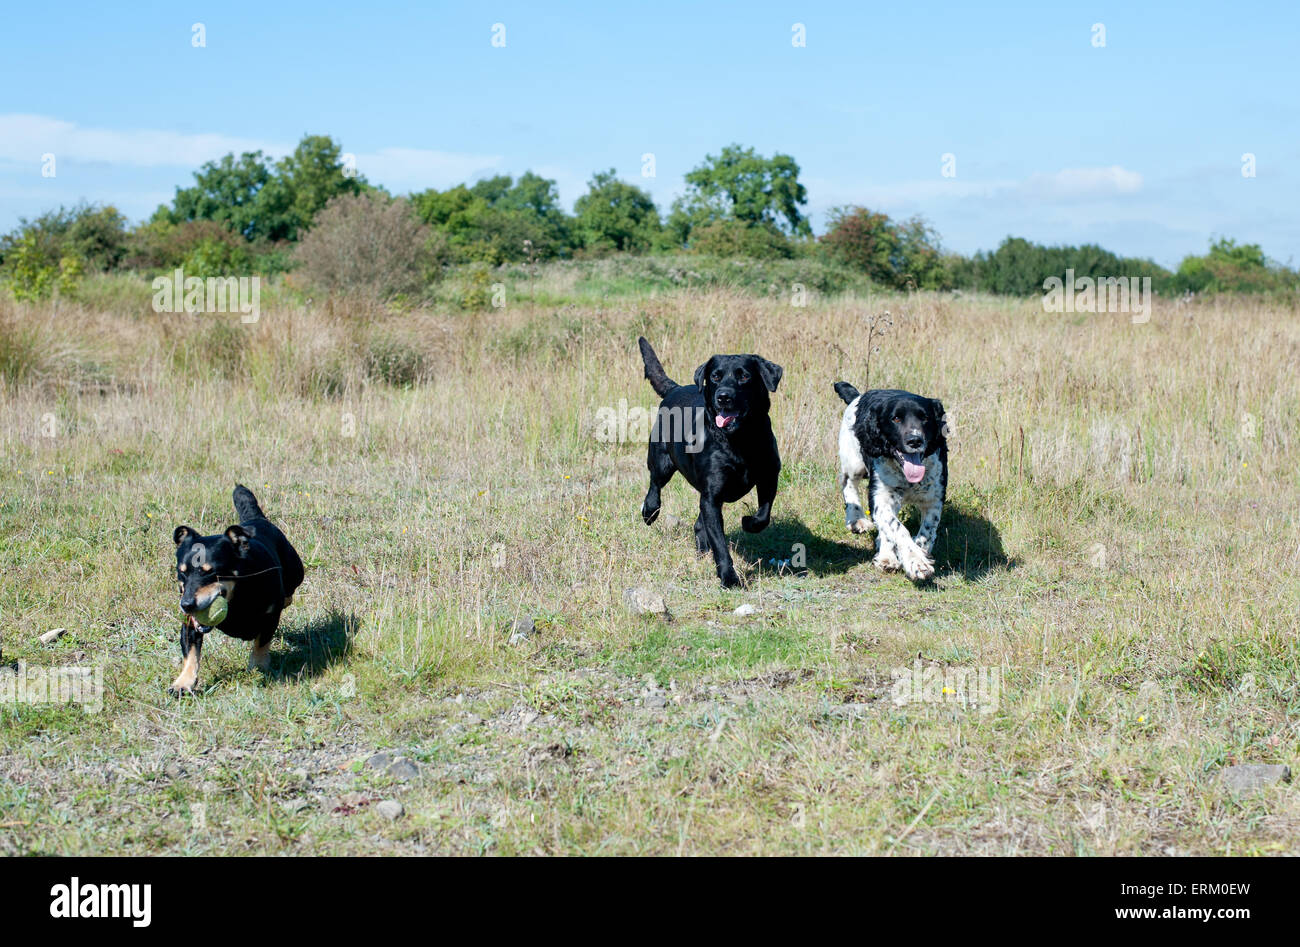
xmin=715 ymin=414 xmax=737 ymax=429
xmin=902 ymin=457 xmax=926 ymax=483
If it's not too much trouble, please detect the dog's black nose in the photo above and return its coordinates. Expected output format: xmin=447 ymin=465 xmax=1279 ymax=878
xmin=715 ymin=390 xmax=736 ymax=408
xmin=904 ymin=433 xmax=925 ymax=451
xmin=180 ymin=595 xmax=196 ymax=612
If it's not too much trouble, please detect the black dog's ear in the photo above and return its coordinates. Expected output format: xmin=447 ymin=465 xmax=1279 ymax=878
xmin=752 ymin=356 xmax=783 ymax=392
xmin=173 ymin=525 xmax=194 ymax=546
xmin=225 ymin=525 xmax=251 ymax=556
xmin=861 ymin=397 xmax=893 ymax=459
xmin=694 ymin=356 xmax=716 ymax=391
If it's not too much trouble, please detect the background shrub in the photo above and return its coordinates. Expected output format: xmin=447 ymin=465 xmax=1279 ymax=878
xmin=460 ymin=263 xmax=494 ymax=309
xmin=293 ymin=193 xmax=441 ymax=299
xmin=1171 ymin=238 xmax=1296 ymax=295
xmin=967 ymin=237 xmax=1172 ymax=297
xmin=125 ymin=220 xmax=250 ymax=274
xmin=689 ymin=220 xmax=794 ymax=260
xmin=821 ymin=206 xmax=948 ymax=290
xmin=0 ymin=203 xmax=128 ymax=298
xmin=364 ymin=332 xmax=429 ymax=386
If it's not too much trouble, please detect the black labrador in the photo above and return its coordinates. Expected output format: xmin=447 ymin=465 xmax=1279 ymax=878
xmin=637 ymin=337 xmax=783 ymax=587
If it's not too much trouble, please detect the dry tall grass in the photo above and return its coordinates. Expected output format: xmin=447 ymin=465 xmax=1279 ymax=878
xmin=0 ymin=282 xmax=1296 ymax=855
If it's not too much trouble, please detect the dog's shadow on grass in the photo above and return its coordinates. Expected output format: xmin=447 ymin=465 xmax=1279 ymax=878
xmin=731 ymin=515 xmax=873 ymax=577
xmin=203 ymin=610 xmax=358 ymax=690
xmin=730 ymin=504 xmax=1013 ymax=582
xmin=929 ymin=506 xmax=1014 ymax=581
xmin=275 ymin=609 xmax=359 ymax=681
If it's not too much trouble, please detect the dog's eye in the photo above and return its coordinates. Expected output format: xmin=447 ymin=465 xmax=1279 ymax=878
xmin=892 ymin=416 xmax=901 ymax=424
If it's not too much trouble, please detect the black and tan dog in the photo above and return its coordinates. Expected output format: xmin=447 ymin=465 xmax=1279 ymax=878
xmin=169 ymin=485 xmax=304 ymax=695
xmin=638 ymin=337 xmax=783 ymax=587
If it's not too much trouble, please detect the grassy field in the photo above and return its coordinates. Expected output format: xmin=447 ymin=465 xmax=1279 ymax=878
xmin=1 ymin=271 xmax=1297 ymax=855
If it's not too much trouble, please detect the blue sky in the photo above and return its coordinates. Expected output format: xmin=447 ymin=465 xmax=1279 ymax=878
xmin=2 ymin=1 xmax=1296 ymax=267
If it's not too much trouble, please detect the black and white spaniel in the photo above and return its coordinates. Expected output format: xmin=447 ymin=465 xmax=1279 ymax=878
xmin=833 ymin=383 xmax=948 ymax=581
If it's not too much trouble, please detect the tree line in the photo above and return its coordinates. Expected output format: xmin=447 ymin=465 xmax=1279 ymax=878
xmin=1 ymin=134 xmax=1294 ymax=301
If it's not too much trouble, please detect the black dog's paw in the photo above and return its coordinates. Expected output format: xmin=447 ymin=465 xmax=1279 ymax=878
xmin=719 ymin=569 xmax=743 ymax=588
xmin=741 ymin=515 xmax=769 ymax=534
xmin=641 ymin=504 xmax=660 ymax=526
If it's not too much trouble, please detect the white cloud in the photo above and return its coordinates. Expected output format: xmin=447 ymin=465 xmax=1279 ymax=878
xmin=0 ymin=114 xmax=290 ymax=167
xmin=0 ymin=115 xmax=504 ymax=194
xmin=1019 ymin=165 xmax=1143 ymax=200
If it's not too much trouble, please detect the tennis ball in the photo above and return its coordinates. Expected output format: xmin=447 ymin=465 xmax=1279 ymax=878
xmin=196 ymin=595 xmax=228 ymax=626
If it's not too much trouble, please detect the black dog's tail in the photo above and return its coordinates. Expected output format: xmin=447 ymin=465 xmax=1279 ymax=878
xmin=833 ymin=381 xmax=861 ymax=405
xmin=638 ymin=337 xmax=678 ymax=397
xmin=233 ymin=484 xmax=266 ymax=521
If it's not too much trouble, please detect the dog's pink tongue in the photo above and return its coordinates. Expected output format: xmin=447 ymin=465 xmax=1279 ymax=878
xmin=902 ymin=458 xmax=926 ymax=483
xmin=715 ymin=414 xmax=736 ymax=429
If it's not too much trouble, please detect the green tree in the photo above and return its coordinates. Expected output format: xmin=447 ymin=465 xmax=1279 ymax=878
xmin=968 ymin=236 xmax=1170 ymax=296
xmin=274 ymin=135 xmax=368 ymax=236
xmin=496 ymin=171 xmax=571 ymax=254
xmin=668 ymin=144 xmax=810 ymax=246
xmin=971 ymin=236 xmax=1042 ymax=296
xmin=0 ymin=203 xmax=128 ymax=274
xmin=820 ymin=206 xmax=947 ymax=289
xmin=497 ymin=171 xmax=560 ymax=216
xmin=961 ymin=236 xmax=1175 ymax=296
xmin=411 ymin=172 xmax=574 ymax=263
xmin=1173 ymin=238 xmax=1290 ymax=294
xmin=411 ymin=184 xmax=478 ymax=231
xmin=468 ymin=175 xmax=513 ymax=205
xmin=163 ymin=134 xmax=368 ymax=243
xmin=165 ymin=151 xmax=278 ymax=239
xmin=573 ymin=170 xmax=661 ymax=253
xmin=65 ymin=204 xmax=128 ymax=271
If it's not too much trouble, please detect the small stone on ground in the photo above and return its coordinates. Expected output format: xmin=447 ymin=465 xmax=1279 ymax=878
xmin=508 ymin=616 xmax=536 ymax=644
xmin=624 ymin=587 xmax=670 ymax=617
xmin=386 ymin=758 xmax=420 ymax=782
xmin=1219 ymin=764 xmax=1291 ymax=792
